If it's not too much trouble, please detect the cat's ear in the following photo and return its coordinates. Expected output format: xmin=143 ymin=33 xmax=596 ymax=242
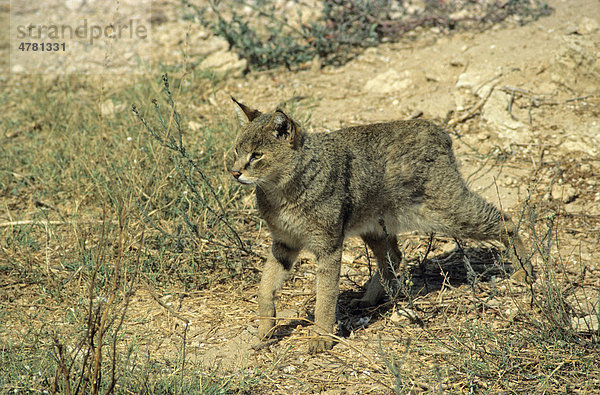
xmin=271 ymin=110 xmax=300 ymax=147
xmin=231 ymin=97 xmax=261 ymax=125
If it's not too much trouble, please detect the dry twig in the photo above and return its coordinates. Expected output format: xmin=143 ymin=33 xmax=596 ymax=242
xmin=448 ymin=82 xmax=499 ymax=127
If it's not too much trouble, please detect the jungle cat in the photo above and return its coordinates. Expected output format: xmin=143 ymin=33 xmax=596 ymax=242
xmin=229 ymin=98 xmax=532 ymax=353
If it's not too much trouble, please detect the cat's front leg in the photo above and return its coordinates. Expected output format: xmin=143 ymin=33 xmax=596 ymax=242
xmin=309 ymin=246 xmax=342 ymax=353
xmin=257 ymin=241 xmax=298 ymax=340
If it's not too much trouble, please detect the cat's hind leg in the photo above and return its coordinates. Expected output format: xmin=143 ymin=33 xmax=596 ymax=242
xmin=351 ymin=234 xmax=403 ymax=308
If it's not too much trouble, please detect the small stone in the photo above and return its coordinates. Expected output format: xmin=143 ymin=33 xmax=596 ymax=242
xmin=506 ymin=308 xmax=518 ymax=321
xmin=449 ymin=58 xmax=465 ymax=67
xmin=565 ymin=201 xmax=583 ymax=214
xmin=200 ymin=50 xmax=247 ymax=77
xmin=456 ymin=72 xmax=479 ymax=89
xmin=364 ymin=69 xmax=412 ymax=94
xmin=481 ymin=90 xmax=528 ymax=142
xmin=101 ymin=99 xmax=115 ymax=116
xmin=571 ymin=315 xmax=600 ymax=333
xmin=477 ymin=132 xmax=490 ymax=141
xmin=552 ymin=184 xmax=578 ymax=203
xmin=504 ymin=176 xmax=517 ymax=187
xmin=282 ymin=365 xmax=297 ymax=374
xmin=188 ymin=121 xmax=202 ymax=132
xmin=191 ymin=36 xmax=229 ymax=57
xmin=578 ymin=17 xmax=599 ymax=35
xmin=390 ymin=308 xmax=419 ymax=323
xmin=11 ymin=64 xmax=26 ymax=73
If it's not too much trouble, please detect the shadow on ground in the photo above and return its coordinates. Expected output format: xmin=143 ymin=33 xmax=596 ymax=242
xmin=266 ymin=246 xmax=516 ymax=343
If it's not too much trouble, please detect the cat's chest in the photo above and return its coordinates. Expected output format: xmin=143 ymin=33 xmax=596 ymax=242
xmin=262 ymin=201 xmax=306 ymax=232
xmin=257 ymin=194 xmax=310 ymax=239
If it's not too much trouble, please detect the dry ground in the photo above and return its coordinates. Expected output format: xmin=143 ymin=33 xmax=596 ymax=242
xmin=1 ymin=0 xmax=599 ymax=393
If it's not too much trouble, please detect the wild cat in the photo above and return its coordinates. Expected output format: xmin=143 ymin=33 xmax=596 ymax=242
xmin=229 ymin=98 xmax=531 ymax=353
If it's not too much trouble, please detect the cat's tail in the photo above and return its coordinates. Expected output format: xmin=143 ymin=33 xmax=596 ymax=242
xmin=445 ymin=189 xmax=533 ymax=281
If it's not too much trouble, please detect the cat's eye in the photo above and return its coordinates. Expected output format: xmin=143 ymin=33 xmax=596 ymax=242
xmin=249 ymin=152 xmax=263 ymax=163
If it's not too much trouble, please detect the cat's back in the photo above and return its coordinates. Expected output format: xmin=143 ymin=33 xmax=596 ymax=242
xmin=307 ymin=119 xmax=452 ymax=161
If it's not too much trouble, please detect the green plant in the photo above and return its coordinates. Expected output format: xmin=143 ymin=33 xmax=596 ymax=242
xmin=0 ymin=70 xmax=261 ymax=393
xmin=186 ymin=0 xmax=551 ymax=71
xmin=132 ymin=74 xmax=248 ymax=258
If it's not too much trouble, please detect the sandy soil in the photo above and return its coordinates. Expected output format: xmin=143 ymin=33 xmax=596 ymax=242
xmin=136 ymin=0 xmax=600 ymax=392
xmin=2 ymin=0 xmax=599 ymax=392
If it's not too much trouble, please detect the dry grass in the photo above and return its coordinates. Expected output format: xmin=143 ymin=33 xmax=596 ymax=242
xmin=2 ymin=26 xmax=600 ymax=395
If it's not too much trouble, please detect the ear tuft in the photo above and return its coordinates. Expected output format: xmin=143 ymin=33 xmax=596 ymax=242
xmin=231 ymin=97 xmax=262 ymax=124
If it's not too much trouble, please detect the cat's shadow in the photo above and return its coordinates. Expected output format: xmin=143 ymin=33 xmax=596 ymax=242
xmin=337 ymin=245 xmax=515 ymax=336
xmin=268 ymin=246 xmax=514 ymax=342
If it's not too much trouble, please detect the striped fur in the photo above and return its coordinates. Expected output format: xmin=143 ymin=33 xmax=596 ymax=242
xmin=230 ymin=100 xmax=531 ymax=353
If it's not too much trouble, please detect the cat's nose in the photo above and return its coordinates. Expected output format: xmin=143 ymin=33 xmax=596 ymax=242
xmin=231 ymin=170 xmax=242 ymax=179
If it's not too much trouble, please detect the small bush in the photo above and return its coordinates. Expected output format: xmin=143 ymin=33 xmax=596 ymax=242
xmin=186 ymin=0 xmax=552 ymax=71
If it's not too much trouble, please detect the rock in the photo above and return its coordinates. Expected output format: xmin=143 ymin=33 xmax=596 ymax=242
xmin=101 ymin=99 xmax=115 ymax=116
xmin=11 ymin=64 xmax=26 ymax=73
xmin=188 ymin=121 xmax=202 ymax=132
xmin=277 ymin=308 xmax=298 ymax=319
xmin=200 ymin=50 xmax=247 ymax=77
xmin=565 ymin=201 xmax=583 ymax=215
xmin=364 ymin=69 xmax=412 ymax=94
xmin=571 ymin=315 xmax=600 ymax=333
xmin=504 ymin=307 xmax=519 ymax=322
xmin=578 ymin=17 xmax=599 ymax=35
xmin=551 ymin=184 xmax=578 ymax=203
xmin=450 ymin=9 xmax=470 ymax=20
xmin=390 ymin=308 xmax=420 ymax=324
xmin=477 ymin=132 xmax=490 ymax=141
xmin=405 ymin=0 xmax=426 ymax=15
xmin=566 ymin=297 xmax=599 ymax=317
xmin=551 ymin=36 xmax=600 ymax=94
xmin=456 ymin=69 xmax=500 ymax=93
xmin=456 ymin=72 xmax=479 ymax=90
xmin=561 ymin=124 xmax=600 ymax=156
xmin=191 ymin=36 xmax=229 ymax=57
xmin=481 ymin=90 xmax=529 ymax=142
xmin=150 ymin=9 xmax=168 ymax=25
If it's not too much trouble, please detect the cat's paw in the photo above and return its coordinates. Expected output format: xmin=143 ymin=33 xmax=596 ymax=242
xmin=257 ymin=320 xmax=275 ymax=340
xmin=308 ymin=336 xmax=335 ymax=353
xmin=349 ymin=297 xmax=377 ymax=309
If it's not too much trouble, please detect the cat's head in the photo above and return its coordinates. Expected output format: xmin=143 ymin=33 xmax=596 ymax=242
xmin=230 ymin=98 xmax=303 ymax=186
